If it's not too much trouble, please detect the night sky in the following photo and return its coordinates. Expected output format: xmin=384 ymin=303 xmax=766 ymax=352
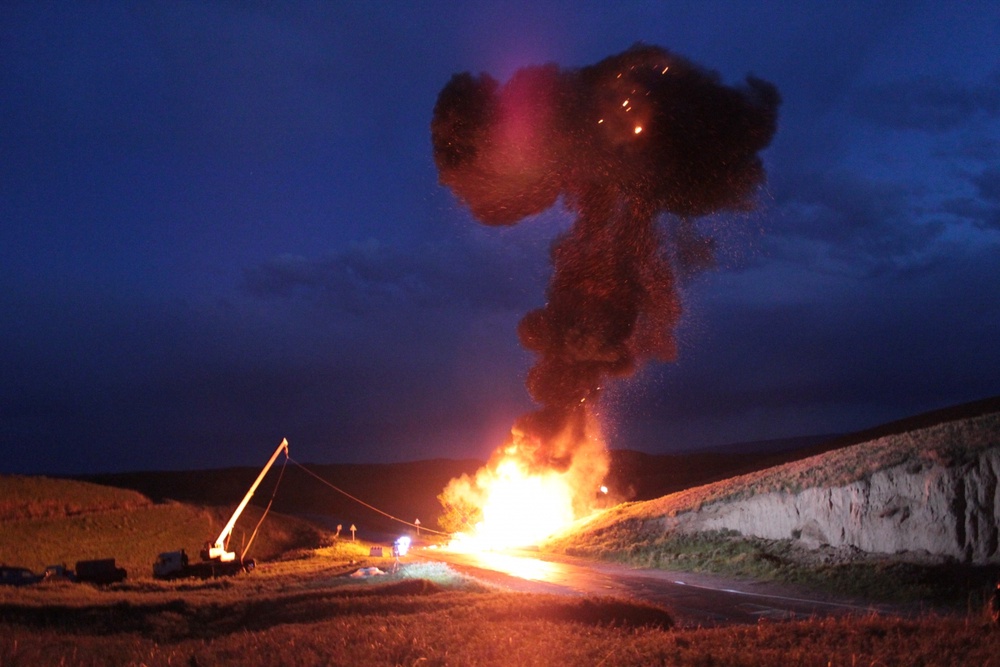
xmin=3 ymin=2 xmax=999 ymax=475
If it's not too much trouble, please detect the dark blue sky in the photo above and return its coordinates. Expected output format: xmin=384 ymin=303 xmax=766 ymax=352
xmin=3 ymin=2 xmax=998 ymax=474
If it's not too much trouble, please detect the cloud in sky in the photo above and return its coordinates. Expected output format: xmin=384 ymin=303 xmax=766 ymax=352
xmin=1 ymin=2 xmax=999 ymax=474
xmin=853 ymin=70 xmax=1000 ymax=132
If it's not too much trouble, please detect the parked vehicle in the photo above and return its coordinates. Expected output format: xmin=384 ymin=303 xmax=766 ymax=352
xmin=0 ymin=565 xmax=41 ymax=586
xmin=153 ymin=548 xmax=255 ymax=580
xmin=75 ymin=558 xmax=127 ymax=584
xmin=43 ymin=564 xmax=76 ymax=582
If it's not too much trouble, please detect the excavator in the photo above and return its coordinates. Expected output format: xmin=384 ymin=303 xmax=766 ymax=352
xmin=153 ymin=438 xmax=289 ymax=579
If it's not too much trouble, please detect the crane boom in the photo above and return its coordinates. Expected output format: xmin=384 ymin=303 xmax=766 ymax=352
xmin=202 ymin=438 xmax=289 ymax=562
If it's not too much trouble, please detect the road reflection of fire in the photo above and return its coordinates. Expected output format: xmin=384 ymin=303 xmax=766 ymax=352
xmin=465 ymin=551 xmax=564 ymax=582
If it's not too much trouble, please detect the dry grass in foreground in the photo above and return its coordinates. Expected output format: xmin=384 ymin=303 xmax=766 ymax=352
xmin=3 ymin=549 xmax=1000 ymax=666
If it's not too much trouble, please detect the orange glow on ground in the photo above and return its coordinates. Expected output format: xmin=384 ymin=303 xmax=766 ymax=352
xmin=466 ymin=551 xmax=564 ymax=582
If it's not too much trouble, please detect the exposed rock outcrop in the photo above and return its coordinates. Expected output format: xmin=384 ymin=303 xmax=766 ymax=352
xmin=670 ymin=446 xmax=1000 ymax=564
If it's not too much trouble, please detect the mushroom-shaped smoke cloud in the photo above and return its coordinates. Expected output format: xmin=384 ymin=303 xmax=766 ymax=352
xmin=432 ymin=43 xmax=780 ymax=472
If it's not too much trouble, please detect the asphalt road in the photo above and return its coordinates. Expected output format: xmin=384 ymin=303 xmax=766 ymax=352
xmin=415 ymin=547 xmax=896 ymax=627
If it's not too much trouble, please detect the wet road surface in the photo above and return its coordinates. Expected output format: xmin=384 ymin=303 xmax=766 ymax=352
xmin=416 ymin=547 xmax=896 ymax=627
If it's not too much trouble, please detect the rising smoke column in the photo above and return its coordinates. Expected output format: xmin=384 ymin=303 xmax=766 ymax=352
xmin=432 ymin=44 xmax=779 ymax=509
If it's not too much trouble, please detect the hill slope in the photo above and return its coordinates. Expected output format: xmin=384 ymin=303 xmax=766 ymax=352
xmin=0 ymin=476 xmax=327 ymax=577
xmin=550 ymin=408 xmax=1000 ymax=565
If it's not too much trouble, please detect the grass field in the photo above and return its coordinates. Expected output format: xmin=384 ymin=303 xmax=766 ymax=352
xmin=0 ymin=475 xmax=327 ymax=578
xmin=0 ymin=475 xmax=152 ymax=522
xmin=3 ymin=546 xmax=1000 ymax=666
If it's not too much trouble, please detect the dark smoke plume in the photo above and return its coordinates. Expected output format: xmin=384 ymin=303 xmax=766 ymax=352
xmin=432 ymin=43 xmax=779 ymax=469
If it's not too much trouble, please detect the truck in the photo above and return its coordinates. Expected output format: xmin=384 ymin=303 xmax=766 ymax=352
xmin=153 ymin=438 xmax=288 ymax=580
xmin=153 ymin=548 xmax=252 ymax=580
xmin=76 ymin=558 xmax=127 ymax=584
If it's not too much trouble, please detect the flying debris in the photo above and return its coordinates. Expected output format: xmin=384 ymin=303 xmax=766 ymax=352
xmin=432 ymin=43 xmax=780 ymax=546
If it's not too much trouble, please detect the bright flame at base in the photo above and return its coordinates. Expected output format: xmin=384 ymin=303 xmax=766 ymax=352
xmin=466 ymin=458 xmax=575 ymax=550
xmin=440 ymin=419 xmax=608 ymax=552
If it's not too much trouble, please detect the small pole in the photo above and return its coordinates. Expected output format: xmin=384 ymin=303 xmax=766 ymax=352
xmin=414 ymin=518 xmax=421 ymax=536
xmin=350 ymin=524 xmax=357 ymax=541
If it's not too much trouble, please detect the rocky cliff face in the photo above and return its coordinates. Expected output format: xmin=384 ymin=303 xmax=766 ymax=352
xmin=670 ymin=446 xmax=1000 ymax=564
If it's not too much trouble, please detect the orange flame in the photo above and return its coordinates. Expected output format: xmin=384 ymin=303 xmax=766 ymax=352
xmin=440 ymin=417 xmax=608 ymax=552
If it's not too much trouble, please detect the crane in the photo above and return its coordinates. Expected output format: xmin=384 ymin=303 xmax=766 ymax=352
xmin=153 ymin=438 xmax=289 ymax=579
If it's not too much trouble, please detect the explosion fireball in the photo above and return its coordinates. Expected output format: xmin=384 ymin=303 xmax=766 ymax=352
xmin=432 ymin=43 xmax=779 ymax=549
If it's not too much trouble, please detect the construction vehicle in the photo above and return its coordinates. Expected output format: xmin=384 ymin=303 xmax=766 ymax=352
xmin=153 ymin=438 xmax=289 ymax=580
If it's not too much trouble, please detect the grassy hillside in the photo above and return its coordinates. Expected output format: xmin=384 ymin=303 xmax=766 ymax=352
xmin=545 ymin=409 xmax=1000 ymax=606
xmin=607 ymin=396 xmax=1000 ymax=508
xmin=0 ymin=476 xmax=152 ymax=522
xmin=0 ymin=476 xmax=329 ymax=578
xmin=603 ymin=445 xmax=826 ymax=504
xmin=572 ymin=410 xmax=1000 ymax=530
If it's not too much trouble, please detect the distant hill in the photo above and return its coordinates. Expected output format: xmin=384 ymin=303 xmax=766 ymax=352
xmin=82 ymin=449 xmax=819 ymax=535
xmin=607 ymin=396 xmax=1000 ymax=503
xmin=77 ymin=396 xmax=1000 ymax=537
xmin=82 ymin=458 xmax=484 ymax=536
xmin=604 ymin=437 xmax=832 ymax=504
xmin=791 ymin=394 xmax=1000 ymax=457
